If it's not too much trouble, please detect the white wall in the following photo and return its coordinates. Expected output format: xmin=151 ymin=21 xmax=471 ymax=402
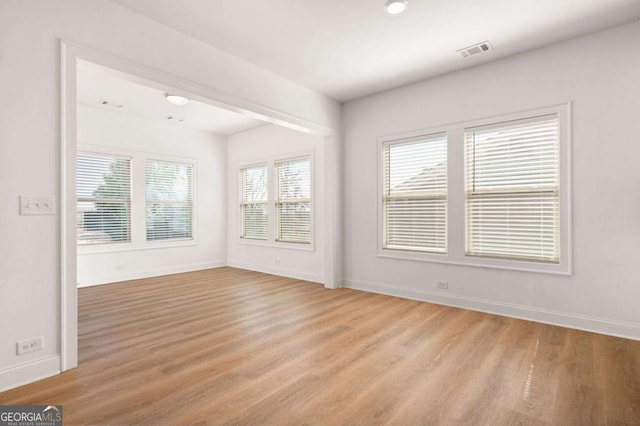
xmin=76 ymin=105 xmax=226 ymax=286
xmin=0 ymin=0 xmax=340 ymax=390
xmin=227 ymin=125 xmax=325 ymax=283
xmin=343 ymin=21 xmax=640 ymax=339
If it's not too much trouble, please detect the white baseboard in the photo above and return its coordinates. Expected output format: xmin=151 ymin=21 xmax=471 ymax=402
xmin=343 ymin=279 xmax=640 ymax=341
xmin=227 ymin=259 xmax=324 ymax=284
xmin=0 ymin=355 xmax=61 ymax=393
xmin=78 ymin=260 xmax=227 ymax=287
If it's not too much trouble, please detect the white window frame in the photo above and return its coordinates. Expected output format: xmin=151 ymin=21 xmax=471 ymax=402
xmin=275 ymin=155 xmax=313 ymax=245
xmin=377 ymin=103 xmax=572 ymax=275
xmin=77 ymin=144 xmax=198 ymax=255
xmin=239 ymin=162 xmax=269 ymax=241
xmin=382 ymin=133 xmax=448 ymax=254
xmin=145 ymin=158 xmax=195 ymax=243
xmin=237 ymin=150 xmax=315 ymax=251
xmin=77 ymin=149 xmax=132 ymax=247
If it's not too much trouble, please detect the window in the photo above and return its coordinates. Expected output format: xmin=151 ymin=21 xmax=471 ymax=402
xmin=276 ymin=157 xmax=311 ymax=244
xmin=77 ymin=152 xmax=131 ymax=245
xmin=379 ymin=104 xmax=570 ymax=274
xmin=383 ymin=133 xmax=447 ymax=253
xmin=465 ymin=114 xmax=560 ymax=263
xmin=145 ymin=159 xmax=193 ymax=241
xmin=240 ymin=164 xmax=268 ymax=240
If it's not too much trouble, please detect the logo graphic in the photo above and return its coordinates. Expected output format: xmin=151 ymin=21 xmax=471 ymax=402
xmin=0 ymin=405 xmax=63 ymax=426
xmin=43 ymin=406 xmax=61 ymax=415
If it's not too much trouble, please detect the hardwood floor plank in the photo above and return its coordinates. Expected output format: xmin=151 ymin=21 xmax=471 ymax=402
xmin=1 ymin=267 xmax=639 ymax=425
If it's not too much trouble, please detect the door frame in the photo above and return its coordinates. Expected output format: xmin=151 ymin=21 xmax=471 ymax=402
xmin=60 ymin=40 xmax=342 ymax=371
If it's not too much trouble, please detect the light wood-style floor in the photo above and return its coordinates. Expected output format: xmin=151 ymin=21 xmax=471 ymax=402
xmin=1 ymin=267 xmax=639 ymax=425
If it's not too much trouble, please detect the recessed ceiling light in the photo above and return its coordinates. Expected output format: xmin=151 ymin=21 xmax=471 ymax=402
xmin=165 ymin=93 xmax=189 ymax=106
xmin=99 ymin=100 xmax=124 ymax=109
xmin=385 ymin=0 xmax=408 ymax=14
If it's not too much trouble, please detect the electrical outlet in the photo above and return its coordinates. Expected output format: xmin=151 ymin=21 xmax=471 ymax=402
xmin=17 ymin=336 xmax=44 ymax=355
xmin=437 ymin=281 xmax=449 ymax=290
xmin=274 ymin=259 xmax=281 ymax=265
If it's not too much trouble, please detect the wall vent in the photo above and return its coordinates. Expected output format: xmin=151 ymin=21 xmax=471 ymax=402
xmin=457 ymin=41 xmax=492 ymax=58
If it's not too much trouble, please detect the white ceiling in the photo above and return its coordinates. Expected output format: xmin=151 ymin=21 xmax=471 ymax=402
xmin=77 ymin=61 xmax=267 ymax=135
xmin=112 ymin=0 xmax=640 ymax=102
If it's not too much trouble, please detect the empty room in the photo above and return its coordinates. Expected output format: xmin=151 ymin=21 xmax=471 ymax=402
xmin=1 ymin=0 xmax=639 ymax=425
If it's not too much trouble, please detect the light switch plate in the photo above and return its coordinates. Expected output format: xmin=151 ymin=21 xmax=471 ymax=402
xmin=19 ymin=196 xmax=55 ymax=215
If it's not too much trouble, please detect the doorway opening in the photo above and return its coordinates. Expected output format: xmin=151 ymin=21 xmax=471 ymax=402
xmin=62 ymin=42 xmax=340 ymax=372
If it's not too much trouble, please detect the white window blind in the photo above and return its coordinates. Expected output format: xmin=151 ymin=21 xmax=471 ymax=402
xmin=465 ymin=114 xmax=560 ymax=263
xmin=276 ymin=157 xmax=311 ymax=244
xmin=383 ymin=133 xmax=447 ymax=253
xmin=77 ymin=152 xmax=131 ymax=245
xmin=240 ymin=164 xmax=268 ymax=240
xmin=145 ymin=159 xmax=193 ymax=241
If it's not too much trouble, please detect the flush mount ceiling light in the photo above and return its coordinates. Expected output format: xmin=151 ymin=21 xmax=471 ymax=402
xmin=385 ymin=0 xmax=408 ymax=14
xmin=165 ymin=93 xmax=190 ymax=106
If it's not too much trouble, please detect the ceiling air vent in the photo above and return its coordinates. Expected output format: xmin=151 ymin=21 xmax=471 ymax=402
xmin=457 ymin=41 xmax=492 ymax=58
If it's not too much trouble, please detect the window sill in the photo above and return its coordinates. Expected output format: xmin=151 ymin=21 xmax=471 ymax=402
xmin=377 ymin=249 xmax=571 ymax=275
xmin=78 ymin=239 xmax=198 ymax=255
xmin=238 ymin=238 xmax=315 ymax=252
